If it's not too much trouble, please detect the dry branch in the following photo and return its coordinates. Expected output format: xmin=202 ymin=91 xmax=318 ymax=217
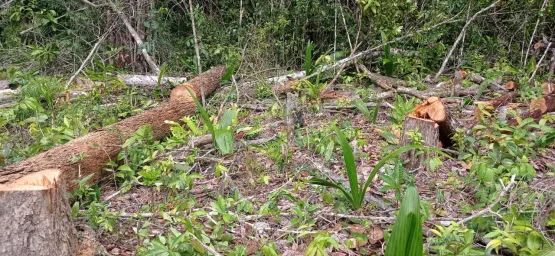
xmin=0 ymin=66 xmax=225 ymax=192
xmin=357 ymin=64 xmax=479 ymax=100
xmin=434 ymin=0 xmax=501 ymax=80
xmin=106 ymin=0 xmax=160 ymax=74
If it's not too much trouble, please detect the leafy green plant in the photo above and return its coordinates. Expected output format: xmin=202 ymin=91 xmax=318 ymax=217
xmin=305 ymin=232 xmax=339 ymax=256
xmin=428 ymin=222 xmax=484 ymax=255
xmin=485 ymin=217 xmax=552 ymax=255
xmin=379 ymin=160 xmax=405 ymax=202
xmin=305 ymin=123 xmax=444 ymax=210
xmin=352 ymin=99 xmax=379 ymax=124
xmin=187 ymin=88 xmax=236 ymax=154
xmin=304 ymin=41 xmax=316 ymax=76
xmin=385 ymin=184 xmax=422 ymax=256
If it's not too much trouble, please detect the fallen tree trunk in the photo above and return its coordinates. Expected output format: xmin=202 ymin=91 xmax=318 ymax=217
xmin=117 ymin=74 xmax=187 ymax=87
xmin=0 ymin=75 xmax=188 ymax=106
xmin=0 ymin=169 xmax=77 ymax=256
xmin=0 ymin=66 xmax=225 ymax=192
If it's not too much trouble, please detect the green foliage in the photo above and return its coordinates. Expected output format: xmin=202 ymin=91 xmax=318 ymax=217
xmin=187 ymin=88 xmax=237 ymax=154
xmin=385 ymin=184 xmax=423 ymax=256
xmin=352 ymin=99 xmax=379 ymax=124
xmin=428 ymin=222 xmax=484 ymax=255
xmin=306 ymin=123 xmax=445 ymax=210
xmin=484 ymin=210 xmax=553 ymax=255
xmin=305 ymin=232 xmax=339 ymax=256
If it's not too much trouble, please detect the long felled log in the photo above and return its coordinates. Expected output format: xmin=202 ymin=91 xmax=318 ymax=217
xmin=0 ymin=169 xmax=77 ymax=256
xmin=0 ymin=66 xmax=226 ymax=192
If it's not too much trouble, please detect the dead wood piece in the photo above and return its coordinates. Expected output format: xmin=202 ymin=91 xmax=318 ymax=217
xmin=0 ymin=169 xmax=77 ymax=256
xmin=118 ymin=74 xmax=187 ymax=87
xmin=542 ymin=82 xmax=555 ymax=95
xmin=505 ymin=81 xmax=517 ymax=91
xmin=401 ymin=115 xmax=440 ymax=170
xmin=507 ymin=93 xmax=555 ymax=125
xmin=473 ymin=92 xmax=517 ymax=118
xmin=358 ymin=64 xmax=478 ymax=100
xmin=0 ymin=66 xmax=226 ymax=192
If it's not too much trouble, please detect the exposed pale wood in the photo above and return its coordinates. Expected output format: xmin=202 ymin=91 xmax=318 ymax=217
xmin=118 ymin=74 xmax=187 ymax=87
xmin=412 ymin=97 xmax=457 ymax=147
xmin=0 ymin=169 xmax=77 ymax=256
xmin=0 ymin=66 xmax=225 ymax=192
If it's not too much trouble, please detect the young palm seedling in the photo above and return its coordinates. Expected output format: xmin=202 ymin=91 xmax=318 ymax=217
xmin=305 ymin=123 xmax=445 ymax=210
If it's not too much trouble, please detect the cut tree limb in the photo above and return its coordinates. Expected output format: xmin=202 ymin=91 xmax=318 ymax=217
xmin=357 ymin=63 xmax=479 ymax=100
xmin=0 ymin=169 xmax=77 ymax=256
xmin=0 ymin=66 xmax=225 ymax=192
xmin=508 ymin=92 xmax=555 ymax=125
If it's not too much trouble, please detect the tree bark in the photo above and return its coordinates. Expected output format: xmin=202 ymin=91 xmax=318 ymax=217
xmin=0 ymin=169 xmax=77 ymax=256
xmin=401 ymin=116 xmax=440 ymax=170
xmin=0 ymin=66 xmax=226 ymax=192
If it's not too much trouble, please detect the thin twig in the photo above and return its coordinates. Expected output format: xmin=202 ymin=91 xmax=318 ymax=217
xmin=457 ymin=175 xmax=516 ymax=225
xmin=105 ymin=0 xmax=160 ymax=74
xmin=434 ymin=0 xmax=500 ymax=80
xmin=65 ymin=27 xmax=112 ymax=90
xmin=80 ymin=0 xmax=108 ymax=8
xmin=184 ymin=0 xmax=205 ymax=107
xmin=529 ymin=42 xmax=552 ymax=82
xmin=524 ymin=0 xmax=549 ymax=68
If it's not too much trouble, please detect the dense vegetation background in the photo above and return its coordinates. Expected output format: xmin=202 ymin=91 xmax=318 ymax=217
xmin=1 ymin=0 xmax=555 ymax=255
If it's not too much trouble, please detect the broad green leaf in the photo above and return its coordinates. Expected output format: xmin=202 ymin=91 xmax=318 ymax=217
xmin=385 ymin=185 xmax=423 ymax=256
xmin=214 ymin=128 xmax=234 ymax=154
xmin=332 ymin=124 xmax=360 ymax=208
xmin=305 ymin=178 xmax=354 ymax=204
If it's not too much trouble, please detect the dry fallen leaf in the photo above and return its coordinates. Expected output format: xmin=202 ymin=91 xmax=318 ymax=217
xmin=368 ymin=226 xmax=384 ymax=244
xmin=347 ymin=224 xmax=365 ymax=234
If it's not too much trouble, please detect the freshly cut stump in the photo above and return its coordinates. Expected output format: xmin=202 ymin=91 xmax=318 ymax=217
xmin=0 ymin=169 xmax=77 ymax=256
xmin=412 ymin=97 xmax=456 ymax=147
xmin=401 ymin=115 xmax=440 ymax=170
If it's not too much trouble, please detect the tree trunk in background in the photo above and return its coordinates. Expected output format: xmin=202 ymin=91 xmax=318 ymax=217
xmin=0 ymin=170 xmax=77 ymax=256
xmin=0 ymin=66 xmax=226 ymax=192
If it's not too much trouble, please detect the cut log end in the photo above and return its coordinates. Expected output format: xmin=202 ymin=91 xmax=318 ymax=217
xmin=0 ymin=169 xmax=61 ymax=191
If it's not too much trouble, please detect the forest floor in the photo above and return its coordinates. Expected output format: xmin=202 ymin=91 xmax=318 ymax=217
xmin=63 ymin=72 xmax=555 ymax=255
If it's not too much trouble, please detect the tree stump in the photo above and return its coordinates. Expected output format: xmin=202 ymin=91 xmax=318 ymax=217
xmin=412 ymin=97 xmax=456 ymax=147
xmin=0 ymin=169 xmax=77 ymax=256
xmin=400 ymin=116 xmax=440 ymax=170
